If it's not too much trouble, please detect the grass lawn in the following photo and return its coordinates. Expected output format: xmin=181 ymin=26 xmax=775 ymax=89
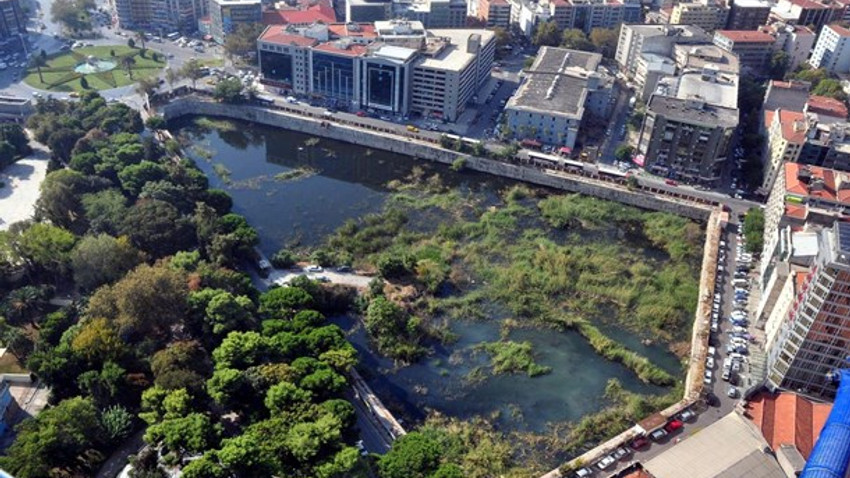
xmin=198 ymin=57 xmax=224 ymax=68
xmin=24 ymin=45 xmax=166 ymax=92
xmin=0 ymin=352 xmax=27 ymax=374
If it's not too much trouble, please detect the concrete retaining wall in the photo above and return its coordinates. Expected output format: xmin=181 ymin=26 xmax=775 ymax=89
xmin=160 ymin=99 xmax=715 ymax=220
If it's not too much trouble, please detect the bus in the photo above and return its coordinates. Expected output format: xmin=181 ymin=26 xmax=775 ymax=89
xmin=166 ymin=32 xmax=180 ymax=40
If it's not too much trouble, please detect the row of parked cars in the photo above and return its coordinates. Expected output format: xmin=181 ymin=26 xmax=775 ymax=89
xmin=573 ymin=409 xmax=696 ymax=477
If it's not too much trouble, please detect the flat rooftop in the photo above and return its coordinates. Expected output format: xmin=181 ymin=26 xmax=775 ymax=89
xmin=676 ymin=71 xmax=739 ymax=109
xmin=674 ymin=44 xmax=740 ymax=74
xmin=648 ymin=94 xmax=739 ymax=127
xmin=506 ymin=47 xmax=607 ymax=119
xmin=415 ymin=28 xmax=494 ymax=72
xmin=643 ymin=413 xmax=787 ymax=478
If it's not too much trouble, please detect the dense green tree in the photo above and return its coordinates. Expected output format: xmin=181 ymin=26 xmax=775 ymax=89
xmin=532 ymin=20 xmax=560 ymax=47
xmin=36 ymin=169 xmax=106 ymax=233
xmin=82 ymin=189 xmax=129 ymax=235
xmin=378 ymin=432 xmax=442 ymax=478
xmin=213 ymin=78 xmax=245 ymax=103
xmin=151 ymin=341 xmax=212 ymax=383
xmin=812 ymin=78 xmax=847 ymax=101
xmin=13 ymin=222 xmax=77 ymax=276
xmin=118 ymin=160 xmax=168 ymax=196
xmin=86 ymin=263 xmax=187 ymax=341
xmin=78 ymin=360 xmax=126 ymax=406
xmin=145 ymin=413 xmax=220 ymax=456
xmin=614 ymin=144 xmax=634 ymax=162
xmin=2 ymin=285 xmax=51 ymax=326
xmin=561 ymin=29 xmax=595 ymax=51
xmin=181 ymin=59 xmax=204 ymax=89
xmin=71 ymin=234 xmax=144 ymax=290
xmin=589 ymin=28 xmax=618 ymax=57
xmin=0 ymin=396 xmax=103 ymax=478
xmin=768 ymin=51 xmax=789 ymax=80
xmin=265 ymin=380 xmax=313 ymax=414
xmin=271 ymin=248 xmax=297 ymax=268
xmin=101 ymin=405 xmax=135 ymax=440
xmin=223 ymin=22 xmax=265 ymax=59
xmin=743 ymin=208 xmax=764 ymax=254
xmin=212 ymin=331 xmax=273 ymax=370
xmin=71 ymin=318 xmax=127 ymax=364
xmin=205 ymin=290 xmax=256 ymax=336
xmin=259 ymin=287 xmax=314 ymax=317
xmin=50 ymin=0 xmax=94 ymax=32
xmin=121 ymin=199 xmax=195 ymax=258
xmin=364 ymin=296 xmax=424 ymax=361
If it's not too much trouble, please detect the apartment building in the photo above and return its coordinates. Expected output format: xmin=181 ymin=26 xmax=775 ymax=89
xmin=0 ymin=0 xmax=24 ymax=39
xmin=114 ymin=0 xmax=207 ymax=32
xmin=770 ymin=0 xmax=843 ymax=32
xmin=669 ymin=0 xmax=729 ymax=32
xmin=713 ymin=29 xmax=776 ymax=71
xmin=765 ymin=22 xmax=814 ymax=70
xmin=477 ymin=0 xmax=511 ymax=26
xmin=411 ymin=29 xmax=495 ymax=121
xmin=392 ymin=0 xmax=467 ymax=28
xmin=810 ymin=23 xmax=850 ymax=74
xmin=615 ymin=24 xmax=711 ymax=78
xmin=637 ymin=95 xmax=738 ymax=184
xmin=346 ymin=0 xmax=392 ymax=22
xmin=766 ymin=221 xmax=850 ymax=398
xmin=763 ymin=109 xmax=808 ymax=191
xmin=726 ymin=0 xmax=771 ymax=30
xmin=258 ymin=22 xmax=494 ymax=121
xmin=505 ymin=47 xmax=612 ymax=147
xmin=209 ymin=0 xmax=262 ymax=43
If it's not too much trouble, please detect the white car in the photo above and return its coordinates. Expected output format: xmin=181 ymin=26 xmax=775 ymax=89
xmin=304 ymin=265 xmax=323 ymax=272
xmin=597 ymin=455 xmax=616 ymax=470
xmin=704 ymin=370 xmax=713 ymax=384
xmin=706 ymin=356 xmax=715 ymax=369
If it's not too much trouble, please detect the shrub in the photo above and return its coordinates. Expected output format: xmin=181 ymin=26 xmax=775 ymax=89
xmin=271 ymin=249 xmax=297 ymax=269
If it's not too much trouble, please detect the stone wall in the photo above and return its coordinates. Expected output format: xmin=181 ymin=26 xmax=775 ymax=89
xmin=160 ymin=99 xmax=716 ymax=220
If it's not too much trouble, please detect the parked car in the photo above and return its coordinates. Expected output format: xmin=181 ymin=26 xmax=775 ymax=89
xmin=305 ymin=265 xmax=323 ymax=272
xmin=665 ymin=179 xmax=678 ymax=186
xmin=678 ymin=409 xmax=696 ymax=421
xmin=597 ymin=455 xmax=616 ymax=470
xmin=613 ymin=447 xmax=631 ymax=460
xmin=650 ymin=428 xmax=668 ymax=441
xmin=575 ymin=467 xmax=593 ymax=478
xmin=665 ymin=419 xmax=684 ymax=433
xmin=704 ymin=370 xmax=712 ymax=384
xmin=630 ymin=436 xmax=650 ymax=449
xmin=706 ymin=356 xmax=715 ymax=369
xmin=727 ymin=387 xmax=739 ymax=398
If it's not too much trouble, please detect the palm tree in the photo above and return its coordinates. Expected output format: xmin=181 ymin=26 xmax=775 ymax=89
xmin=30 ymin=54 xmax=47 ymax=84
xmin=121 ymin=56 xmax=136 ymax=80
xmin=135 ymin=31 xmax=146 ymax=50
xmin=165 ymin=67 xmax=180 ymax=90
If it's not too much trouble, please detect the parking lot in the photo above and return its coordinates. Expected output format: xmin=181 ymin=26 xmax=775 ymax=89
xmin=707 ymin=219 xmax=759 ymax=406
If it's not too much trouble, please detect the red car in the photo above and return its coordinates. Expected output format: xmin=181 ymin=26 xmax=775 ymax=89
xmin=664 ymin=419 xmax=683 ymax=433
xmin=356 ymin=111 xmax=367 ymax=117
xmin=629 ymin=436 xmax=650 ymax=450
xmin=664 ymin=179 xmax=679 ymax=186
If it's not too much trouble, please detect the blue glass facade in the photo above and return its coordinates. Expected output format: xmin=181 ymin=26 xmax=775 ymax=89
xmin=312 ymin=52 xmax=356 ymax=102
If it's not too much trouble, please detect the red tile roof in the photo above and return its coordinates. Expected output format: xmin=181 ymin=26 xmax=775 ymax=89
xmin=327 ymin=23 xmax=377 ymax=39
xmin=785 ymin=203 xmax=807 ymax=219
xmin=807 ymin=95 xmax=849 ymax=119
xmin=259 ymin=25 xmax=320 ymax=46
xmin=776 ymin=109 xmax=807 ymax=143
xmin=716 ymin=30 xmax=776 ymax=43
xmin=828 ymin=23 xmax=850 ymax=37
xmin=313 ymin=41 xmax=368 ymax=56
xmin=747 ymin=391 xmax=831 ymax=459
xmin=784 ymin=162 xmax=850 ymax=204
xmin=764 ymin=109 xmax=775 ymax=131
xmin=262 ymin=0 xmax=336 ymax=25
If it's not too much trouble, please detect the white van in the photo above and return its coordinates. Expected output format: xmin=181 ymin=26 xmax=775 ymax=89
xmin=733 ymin=279 xmax=749 ymax=287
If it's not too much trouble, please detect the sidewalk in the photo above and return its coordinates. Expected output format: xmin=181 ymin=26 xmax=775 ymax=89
xmin=0 ymin=139 xmax=50 ymax=230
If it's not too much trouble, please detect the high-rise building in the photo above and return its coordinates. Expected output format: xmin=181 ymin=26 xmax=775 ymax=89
xmin=476 ymin=0 xmax=511 ymax=26
xmin=810 ymin=23 xmax=850 ymax=74
xmin=257 ymin=22 xmax=494 ymax=121
xmin=766 ymin=220 xmax=850 ymax=398
xmin=726 ymin=0 xmax=771 ymax=30
xmin=0 ymin=0 xmax=24 ymax=39
xmin=713 ymin=29 xmax=776 ymax=71
xmin=669 ymin=0 xmax=729 ymax=32
xmin=393 ymin=0 xmax=468 ymax=28
xmin=615 ymin=24 xmax=711 ymax=79
xmin=209 ymin=0 xmax=261 ymax=43
xmin=113 ymin=0 xmax=206 ymax=32
xmin=769 ymin=0 xmax=843 ymax=32
xmin=346 ymin=0 xmax=392 ymax=22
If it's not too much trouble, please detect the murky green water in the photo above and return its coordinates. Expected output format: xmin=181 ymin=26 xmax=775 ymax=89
xmin=176 ymin=118 xmax=684 ymax=433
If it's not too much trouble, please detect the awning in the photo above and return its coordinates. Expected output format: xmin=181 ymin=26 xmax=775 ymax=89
xmin=633 ymin=154 xmax=645 ymax=167
xmin=559 ymin=146 xmax=572 ymax=154
xmin=637 ymin=412 xmax=667 ymax=434
xmin=521 ymin=139 xmax=542 ymax=148
xmin=203 ymin=35 xmax=212 ymax=41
